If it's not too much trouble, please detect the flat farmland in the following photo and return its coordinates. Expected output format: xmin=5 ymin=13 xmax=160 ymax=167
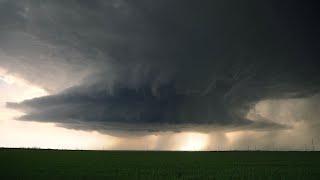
xmin=1 ymin=148 xmax=320 ymax=179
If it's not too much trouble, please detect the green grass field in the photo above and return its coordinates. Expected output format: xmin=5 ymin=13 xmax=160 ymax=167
xmin=1 ymin=148 xmax=320 ymax=179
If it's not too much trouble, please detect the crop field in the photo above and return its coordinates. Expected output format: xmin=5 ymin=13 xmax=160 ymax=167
xmin=1 ymin=148 xmax=320 ymax=179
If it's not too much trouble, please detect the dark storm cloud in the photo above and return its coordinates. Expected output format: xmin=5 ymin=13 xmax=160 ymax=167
xmin=2 ymin=0 xmax=320 ymax=133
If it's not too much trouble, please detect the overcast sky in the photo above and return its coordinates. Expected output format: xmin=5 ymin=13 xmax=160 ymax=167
xmin=0 ymin=0 xmax=319 ymax=150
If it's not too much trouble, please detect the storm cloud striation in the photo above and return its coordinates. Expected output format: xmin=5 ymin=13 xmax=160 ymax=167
xmin=2 ymin=0 xmax=320 ymax=134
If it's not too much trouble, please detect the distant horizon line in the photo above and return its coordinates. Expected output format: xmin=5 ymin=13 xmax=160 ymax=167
xmin=1 ymin=147 xmax=320 ymax=153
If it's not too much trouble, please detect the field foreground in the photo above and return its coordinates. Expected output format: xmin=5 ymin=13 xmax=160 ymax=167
xmin=1 ymin=148 xmax=320 ymax=179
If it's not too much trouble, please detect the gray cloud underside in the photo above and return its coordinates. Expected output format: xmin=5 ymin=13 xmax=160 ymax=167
xmin=2 ymin=0 xmax=320 ymax=134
